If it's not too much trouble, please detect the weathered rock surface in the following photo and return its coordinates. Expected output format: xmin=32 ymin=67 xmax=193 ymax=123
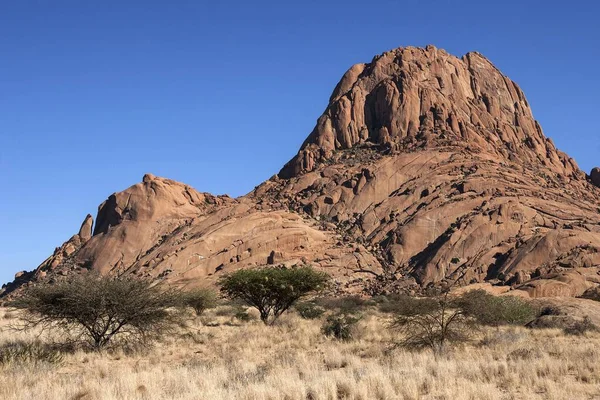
xmin=3 ymin=45 xmax=600 ymax=299
xmin=279 ymin=46 xmax=579 ymax=180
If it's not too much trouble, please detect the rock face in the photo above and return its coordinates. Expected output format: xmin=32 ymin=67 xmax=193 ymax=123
xmin=3 ymin=45 xmax=600 ymax=299
xmin=591 ymin=167 xmax=600 ymax=188
xmin=279 ymin=46 xmax=578 ymax=180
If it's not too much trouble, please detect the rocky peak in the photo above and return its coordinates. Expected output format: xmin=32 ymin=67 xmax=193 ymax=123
xmin=279 ymin=45 xmax=578 ymax=179
xmin=78 ymin=214 xmax=93 ymax=242
xmin=93 ymin=174 xmax=226 ymax=236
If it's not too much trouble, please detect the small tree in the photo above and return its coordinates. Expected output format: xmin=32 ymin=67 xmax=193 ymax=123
xmin=180 ymin=288 xmax=217 ymax=316
xmin=12 ymin=275 xmax=182 ymax=350
xmin=387 ymin=292 xmax=475 ymax=353
xmin=219 ymin=266 xmax=329 ymax=325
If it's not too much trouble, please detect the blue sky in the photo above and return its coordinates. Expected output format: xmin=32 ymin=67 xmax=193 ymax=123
xmin=1 ymin=0 xmax=599 ymax=285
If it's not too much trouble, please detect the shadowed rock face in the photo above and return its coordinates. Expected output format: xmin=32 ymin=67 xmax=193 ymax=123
xmin=3 ymin=45 xmax=600 ymax=299
xmin=591 ymin=167 xmax=600 ymax=188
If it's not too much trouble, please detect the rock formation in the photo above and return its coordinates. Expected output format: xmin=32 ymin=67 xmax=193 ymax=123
xmin=279 ymin=46 xmax=578 ymax=179
xmin=3 ymin=45 xmax=600 ymax=299
xmin=591 ymin=167 xmax=600 ymax=188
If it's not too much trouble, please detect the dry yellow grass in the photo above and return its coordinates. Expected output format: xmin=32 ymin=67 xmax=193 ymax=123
xmin=1 ymin=306 xmax=600 ymax=400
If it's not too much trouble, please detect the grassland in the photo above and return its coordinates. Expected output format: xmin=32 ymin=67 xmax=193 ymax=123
xmin=1 ymin=306 xmax=599 ymax=400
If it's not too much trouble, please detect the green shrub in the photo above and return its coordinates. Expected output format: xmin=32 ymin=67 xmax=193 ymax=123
xmin=295 ymin=302 xmax=326 ymax=320
xmin=458 ymin=290 xmax=537 ymax=326
xmin=180 ymin=288 xmax=217 ymax=316
xmin=322 ymin=313 xmax=361 ymax=340
xmin=0 ymin=340 xmax=63 ymax=366
xmin=219 ymin=266 xmax=329 ymax=325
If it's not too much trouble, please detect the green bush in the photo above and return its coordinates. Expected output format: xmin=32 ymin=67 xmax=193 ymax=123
xmin=219 ymin=266 xmax=329 ymax=325
xmin=180 ymin=288 xmax=217 ymax=316
xmin=295 ymin=302 xmax=326 ymax=320
xmin=458 ymin=290 xmax=537 ymax=326
xmin=322 ymin=313 xmax=361 ymax=340
xmin=0 ymin=340 xmax=63 ymax=366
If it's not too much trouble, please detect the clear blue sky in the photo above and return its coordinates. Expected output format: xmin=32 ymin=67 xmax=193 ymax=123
xmin=1 ymin=0 xmax=599 ymax=285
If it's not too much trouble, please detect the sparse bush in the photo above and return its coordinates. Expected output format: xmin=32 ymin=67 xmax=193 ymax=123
xmin=564 ymin=316 xmax=597 ymax=336
xmin=458 ymin=290 xmax=537 ymax=326
xmin=322 ymin=313 xmax=361 ymax=340
xmin=0 ymin=340 xmax=63 ymax=366
xmin=12 ymin=274 xmax=183 ymax=350
xmin=295 ymin=301 xmax=326 ymax=320
xmin=389 ymin=292 xmax=475 ymax=353
xmin=180 ymin=288 xmax=217 ymax=316
xmin=219 ymin=266 xmax=329 ymax=325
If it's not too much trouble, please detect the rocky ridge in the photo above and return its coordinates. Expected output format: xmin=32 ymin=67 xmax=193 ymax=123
xmin=4 ymin=45 xmax=600 ymax=299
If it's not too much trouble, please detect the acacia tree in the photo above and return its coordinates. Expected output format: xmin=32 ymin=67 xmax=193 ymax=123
xmin=387 ymin=291 xmax=475 ymax=353
xmin=12 ymin=274 xmax=183 ymax=350
xmin=219 ymin=266 xmax=329 ymax=325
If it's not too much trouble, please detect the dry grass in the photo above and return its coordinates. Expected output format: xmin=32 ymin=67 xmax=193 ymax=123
xmin=1 ymin=306 xmax=600 ymax=399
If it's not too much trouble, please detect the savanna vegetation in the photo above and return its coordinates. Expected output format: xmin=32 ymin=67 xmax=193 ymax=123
xmin=1 ymin=267 xmax=599 ymax=399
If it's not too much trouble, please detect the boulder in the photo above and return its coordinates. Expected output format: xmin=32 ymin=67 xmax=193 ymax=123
xmin=78 ymin=214 xmax=93 ymax=242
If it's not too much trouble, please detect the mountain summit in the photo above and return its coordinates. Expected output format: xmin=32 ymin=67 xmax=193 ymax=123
xmin=280 ymin=45 xmax=577 ymax=179
xmin=4 ymin=46 xmax=600 ymax=299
